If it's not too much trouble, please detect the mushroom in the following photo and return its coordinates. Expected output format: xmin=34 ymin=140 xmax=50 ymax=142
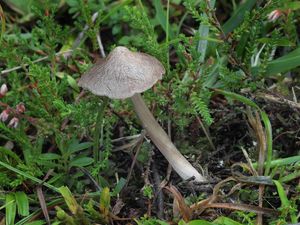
xmin=78 ymin=46 xmax=206 ymax=182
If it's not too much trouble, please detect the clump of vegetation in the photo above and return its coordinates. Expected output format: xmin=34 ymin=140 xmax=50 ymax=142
xmin=0 ymin=0 xmax=299 ymax=224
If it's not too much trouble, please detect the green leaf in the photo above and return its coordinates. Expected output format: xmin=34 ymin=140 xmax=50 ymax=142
xmin=135 ymin=219 xmax=169 ymax=225
xmin=100 ymin=187 xmax=110 ymax=220
xmin=15 ymin=192 xmax=29 ymax=216
xmin=67 ymin=141 xmax=93 ymax=154
xmin=58 ymin=186 xmax=80 ymax=215
xmin=264 ymin=47 xmax=300 ymax=75
xmin=6 ymin=193 xmax=16 ymax=225
xmin=69 ymin=157 xmax=94 ymax=167
xmin=222 ymin=0 xmax=256 ymax=34
xmin=111 ymin=178 xmax=126 ymax=196
xmin=56 ymin=72 xmax=80 ymax=92
xmin=16 ymin=198 xmax=64 ymax=225
xmin=156 ymin=221 xmax=169 ymax=225
xmin=24 ymin=221 xmax=46 ymax=225
xmin=214 ymin=216 xmax=243 ymax=225
xmin=39 ymin=153 xmax=61 ymax=160
xmin=187 ymin=220 xmax=214 ymax=225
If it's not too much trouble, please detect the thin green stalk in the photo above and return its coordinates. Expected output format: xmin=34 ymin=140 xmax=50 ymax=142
xmin=93 ymin=97 xmax=108 ymax=166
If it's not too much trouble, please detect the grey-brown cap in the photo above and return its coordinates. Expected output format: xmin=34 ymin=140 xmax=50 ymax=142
xmin=78 ymin=46 xmax=165 ymax=99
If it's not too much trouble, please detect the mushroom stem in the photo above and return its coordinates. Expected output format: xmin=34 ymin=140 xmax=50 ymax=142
xmin=131 ymin=93 xmax=206 ymax=182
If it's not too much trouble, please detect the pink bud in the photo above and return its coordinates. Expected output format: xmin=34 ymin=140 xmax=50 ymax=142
xmin=0 ymin=84 xmax=8 ymax=97
xmin=8 ymin=117 xmax=19 ymax=128
xmin=16 ymin=103 xmax=26 ymax=114
xmin=0 ymin=109 xmax=9 ymax=122
xmin=268 ymin=10 xmax=282 ymax=22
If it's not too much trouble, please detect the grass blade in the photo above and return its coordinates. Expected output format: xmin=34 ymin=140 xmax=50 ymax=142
xmin=0 ymin=146 xmax=22 ymax=163
xmin=252 ymin=155 xmax=300 ymax=169
xmin=197 ymin=0 xmax=216 ymax=63
xmin=222 ymin=0 xmax=256 ymax=34
xmin=280 ymin=170 xmax=300 ymax=183
xmin=153 ymin=0 xmax=174 ymax=39
xmin=0 ymin=161 xmax=59 ymax=192
xmin=260 ymin=111 xmax=272 ymax=176
xmin=264 ymin=47 xmax=300 ymax=75
xmin=273 ymin=180 xmax=297 ymax=223
xmin=213 ymin=89 xmax=273 ymax=175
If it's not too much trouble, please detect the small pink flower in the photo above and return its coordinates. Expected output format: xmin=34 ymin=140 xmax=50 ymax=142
xmin=16 ymin=103 xmax=26 ymax=114
xmin=0 ymin=84 xmax=8 ymax=97
xmin=8 ymin=117 xmax=19 ymax=128
xmin=268 ymin=10 xmax=283 ymax=22
xmin=0 ymin=109 xmax=10 ymax=122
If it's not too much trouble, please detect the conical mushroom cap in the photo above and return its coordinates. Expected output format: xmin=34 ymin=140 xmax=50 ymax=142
xmin=78 ymin=46 xmax=165 ymax=99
